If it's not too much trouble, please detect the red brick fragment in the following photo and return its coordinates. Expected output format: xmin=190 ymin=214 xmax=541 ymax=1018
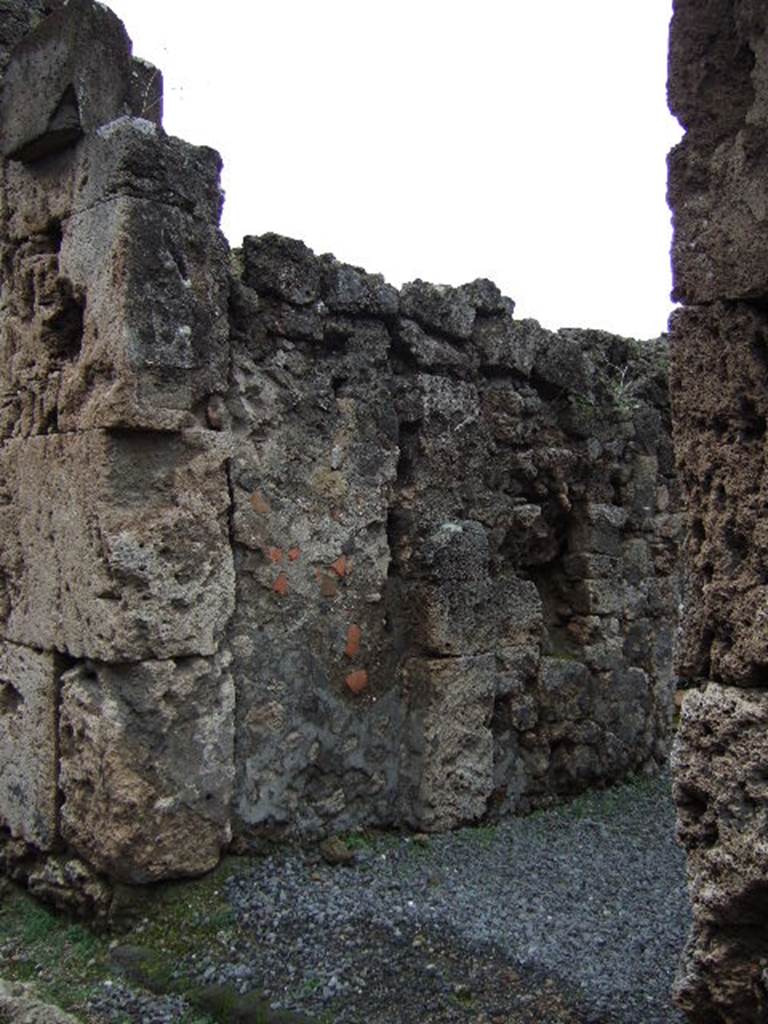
xmin=273 ymin=574 xmax=289 ymax=596
xmin=345 ymin=624 xmax=362 ymax=659
xmin=288 ymin=547 xmax=301 ymax=562
xmin=331 ymin=556 xmax=348 ymax=578
xmin=267 ymin=547 xmax=283 ymax=563
xmin=345 ymin=670 xmax=368 ymax=694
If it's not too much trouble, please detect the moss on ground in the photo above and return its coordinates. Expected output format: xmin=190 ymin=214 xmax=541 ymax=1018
xmin=0 ymin=857 xmax=311 ymax=1023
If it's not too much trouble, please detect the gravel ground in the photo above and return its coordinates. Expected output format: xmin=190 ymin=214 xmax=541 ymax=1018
xmin=90 ymin=771 xmax=691 ymax=1024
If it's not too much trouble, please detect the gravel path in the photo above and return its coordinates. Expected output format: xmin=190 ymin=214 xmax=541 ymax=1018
xmin=90 ymin=771 xmax=691 ymax=1023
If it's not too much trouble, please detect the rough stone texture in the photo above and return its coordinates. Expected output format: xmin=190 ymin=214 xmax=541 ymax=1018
xmin=668 ymin=0 xmax=768 ymax=304
xmin=0 ymin=979 xmax=81 ymax=1024
xmin=0 ymin=121 xmax=228 ymax=438
xmin=669 ymin=2 xmax=768 ymax=1020
xmin=400 ymin=655 xmax=496 ymax=831
xmin=0 ymin=641 xmax=59 ymax=850
xmin=670 ymin=302 xmax=768 ymax=687
xmin=0 ymin=428 xmax=234 ymax=661
xmin=0 ymin=1 xmax=60 ymax=80
xmin=0 ymin=0 xmax=682 ymax=891
xmin=0 ymin=2 xmax=235 ymax=891
xmin=0 ymin=0 xmax=161 ymax=162
xmin=229 ymin=250 xmax=403 ymax=838
xmin=59 ymin=654 xmax=235 ymax=884
xmin=673 ymin=685 xmax=768 ymax=1023
xmin=228 ymin=233 xmax=680 ymax=839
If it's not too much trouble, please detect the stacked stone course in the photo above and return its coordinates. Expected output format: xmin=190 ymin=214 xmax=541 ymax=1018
xmin=0 ymin=0 xmax=235 ymax=898
xmin=0 ymin=0 xmax=680 ymax=910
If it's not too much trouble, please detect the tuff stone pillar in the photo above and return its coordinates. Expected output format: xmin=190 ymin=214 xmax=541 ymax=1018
xmin=0 ymin=0 xmax=235 ymax=885
xmin=668 ymin=2 xmax=768 ymax=1020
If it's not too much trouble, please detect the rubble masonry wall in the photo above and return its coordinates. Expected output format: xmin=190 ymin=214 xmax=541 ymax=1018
xmin=0 ymin=0 xmax=680 ymax=905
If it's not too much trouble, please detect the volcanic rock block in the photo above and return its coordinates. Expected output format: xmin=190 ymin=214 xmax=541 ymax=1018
xmin=671 ymin=302 xmax=768 ymax=686
xmin=59 ymin=654 xmax=235 ymax=884
xmin=400 ymin=280 xmax=476 ymax=340
xmin=472 ymin=315 xmax=543 ymax=377
xmin=320 ymin=256 xmax=400 ymax=316
xmin=72 ymin=118 xmax=222 ymax=224
xmin=57 ymin=195 xmax=229 ymax=433
xmin=673 ymin=684 xmax=768 ymax=1022
xmin=2 ymin=116 xmax=220 ymax=243
xmin=0 ymin=428 xmax=234 ymax=661
xmin=401 ymin=654 xmax=496 ymax=831
xmin=0 ymin=0 xmax=159 ymax=163
xmin=0 ymin=641 xmax=59 ymax=850
xmin=243 ymin=233 xmax=322 ymax=306
xmin=568 ymin=504 xmax=627 ymax=558
xmin=0 ymin=122 xmax=227 ymax=439
xmin=668 ymin=1 xmax=768 ymax=303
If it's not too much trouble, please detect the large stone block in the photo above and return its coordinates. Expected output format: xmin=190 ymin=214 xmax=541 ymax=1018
xmin=0 ymin=641 xmax=59 ymax=850
xmin=671 ymin=304 xmax=768 ymax=686
xmin=0 ymin=122 xmax=228 ymax=439
xmin=673 ymin=684 xmax=768 ymax=1022
xmin=0 ymin=428 xmax=234 ymax=661
xmin=72 ymin=118 xmax=221 ymax=225
xmin=56 ymin=195 xmax=229 ymax=433
xmin=400 ymin=654 xmax=496 ymax=831
xmin=2 ymin=117 xmax=220 ymax=244
xmin=668 ymin=2 xmax=768 ymax=302
xmin=0 ymin=0 xmax=156 ymax=163
xmin=59 ymin=654 xmax=235 ymax=884
xmin=568 ymin=504 xmax=627 ymax=557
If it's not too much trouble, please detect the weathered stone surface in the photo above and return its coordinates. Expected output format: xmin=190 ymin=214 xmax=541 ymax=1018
xmin=0 ymin=123 xmax=228 ymax=438
xmin=71 ymin=118 xmax=221 ymax=224
xmin=0 ymin=2 xmax=59 ymax=80
xmin=128 ymin=58 xmax=163 ymax=127
xmin=320 ymin=256 xmax=399 ymax=316
xmin=243 ymin=233 xmax=322 ymax=306
xmin=228 ymin=256 xmax=402 ymax=837
xmin=400 ymin=279 xmax=476 ymax=340
xmin=670 ymin=303 xmax=768 ymax=686
xmin=0 ymin=978 xmax=81 ymax=1023
xmin=400 ymin=655 xmax=496 ymax=831
xmin=673 ymin=685 xmax=768 ymax=1022
xmin=668 ymin=1 xmax=768 ymax=302
xmin=0 ymin=0 xmax=161 ymax=163
xmin=0 ymin=429 xmax=234 ymax=660
xmin=0 ymin=0 xmax=683 ymax=891
xmin=59 ymin=654 xmax=235 ymax=884
xmin=58 ymin=197 xmax=228 ymax=432
xmin=668 ymin=3 xmax=768 ymax=1018
xmin=0 ymin=641 xmax=59 ymax=850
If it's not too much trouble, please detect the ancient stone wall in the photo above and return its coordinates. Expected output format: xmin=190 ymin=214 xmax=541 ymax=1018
xmin=669 ymin=2 xmax=768 ymax=1021
xmin=0 ymin=0 xmax=680 ymax=905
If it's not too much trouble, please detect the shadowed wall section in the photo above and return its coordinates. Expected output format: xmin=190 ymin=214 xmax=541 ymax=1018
xmin=669 ymin=1 xmax=768 ymax=1021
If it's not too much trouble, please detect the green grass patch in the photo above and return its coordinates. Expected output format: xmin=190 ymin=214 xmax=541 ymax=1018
xmin=0 ymin=885 xmax=111 ymax=1013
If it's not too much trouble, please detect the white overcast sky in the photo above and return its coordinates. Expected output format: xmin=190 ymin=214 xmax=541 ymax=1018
xmin=108 ymin=1 xmax=681 ymax=339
